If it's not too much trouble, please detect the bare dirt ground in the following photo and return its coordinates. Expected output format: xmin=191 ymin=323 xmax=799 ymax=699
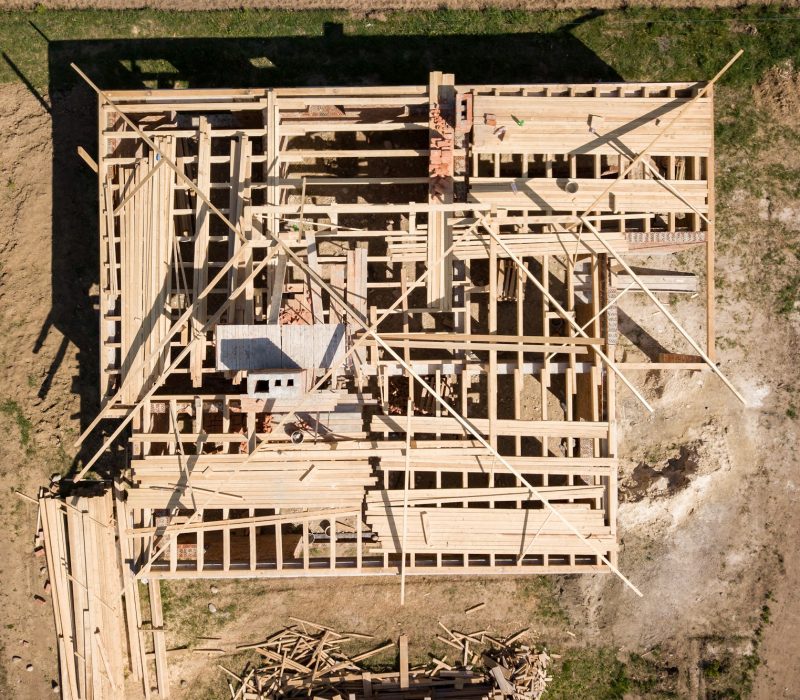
xmin=743 ymin=60 xmax=800 ymax=700
xmin=1 ymin=61 xmax=800 ymax=698
xmin=0 ymin=81 xmax=73 ymax=698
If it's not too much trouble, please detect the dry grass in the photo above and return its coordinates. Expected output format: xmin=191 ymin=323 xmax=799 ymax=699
xmin=2 ymin=0 xmax=797 ymax=8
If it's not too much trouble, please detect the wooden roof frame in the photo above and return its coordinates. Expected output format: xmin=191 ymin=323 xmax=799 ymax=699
xmin=43 ymin=55 xmax=752 ymax=698
xmin=80 ymin=65 xmax=740 ymax=579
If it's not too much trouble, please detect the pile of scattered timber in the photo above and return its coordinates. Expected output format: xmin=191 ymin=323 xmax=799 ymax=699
xmin=482 ymin=643 xmax=551 ymax=700
xmin=432 ymin=623 xmax=552 ymax=700
xmin=364 ymin=502 xmax=614 ymax=556
xmin=228 ymin=620 xmax=394 ymax=699
xmin=128 ymin=451 xmax=376 ymax=510
xmin=229 ymin=618 xmax=552 ymax=699
xmin=38 ymin=493 xmax=127 ymax=699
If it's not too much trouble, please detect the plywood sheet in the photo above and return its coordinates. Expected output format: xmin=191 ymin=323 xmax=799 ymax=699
xmin=216 ymin=324 xmax=345 ymax=371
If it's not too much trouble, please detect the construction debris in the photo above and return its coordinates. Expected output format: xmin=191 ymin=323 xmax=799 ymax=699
xmin=229 ymin=621 xmax=551 ymax=700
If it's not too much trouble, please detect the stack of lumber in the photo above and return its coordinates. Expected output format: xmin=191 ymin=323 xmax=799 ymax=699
xmin=365 ymin=485 xmax=605 ymax=508
xmin=118 ymin=138 xmax=176 ymax=404
xmin=468 ymin=179 xmax=708 ymax=214
xmin=365 ymin=504 xmax=615 ymax=556
xmin=470 ymin=94 xmax=712 ymax=156
xmin=229 ymin=620 xmax=553 ymax=699
xmin=39 ymin=494 xmax=127 ymax=699
xmin=388 ymin=230 xmax=630 ymax=261
xmin=369 ymin=415 xmax=609 ymax=440
xmin=374 ymin=446 xmax=616 ymax=480
xmin=612 ymin=268 xmax=698 ymax=293
xmin=128 ymin=449 xmax=376 ymax=509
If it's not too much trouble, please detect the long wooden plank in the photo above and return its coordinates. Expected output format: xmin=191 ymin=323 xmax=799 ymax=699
xmin=469 ymin=178 xmax=708 ymax=213
xmin=367 ymin=485 xmax=605 ymax=504
xmin=471 ymin=94 xmax=712 ymax=156
xmin=148 ymin=580 xmax=170 ymax=698
xmin=371 ymin=415 xmax=608 ymax=438
xmin=189 ymin=115 xmax=211 ymax=387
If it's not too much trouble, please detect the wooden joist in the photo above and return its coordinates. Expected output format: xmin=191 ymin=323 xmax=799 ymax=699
xmin=389 ymin=230 xmax=631 ymax=262
xmin=366 ymin=505 xmax=614 ymax=555
xmin=191 ymin=117 xmax=211 ymax=387
xmin=471 ymin=94 xmax=712 ymax=156
xmin=370 ymin=414 xmax=609 ymax=439
xmin=469 ymin=178 xmax=708 ymax=213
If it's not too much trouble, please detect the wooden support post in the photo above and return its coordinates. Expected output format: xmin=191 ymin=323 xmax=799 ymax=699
xmin=488 ymin=226 xmax=498 ymax=450
xmin=190 ymin=117 xmax=211 ymax=387
xmin=399 ymin=634 xmax=409 ymax=689
xmin=148 ymin=580 xmax=170 ymax=698
xmin=400 ymin=402 xmax=412 ymax=605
